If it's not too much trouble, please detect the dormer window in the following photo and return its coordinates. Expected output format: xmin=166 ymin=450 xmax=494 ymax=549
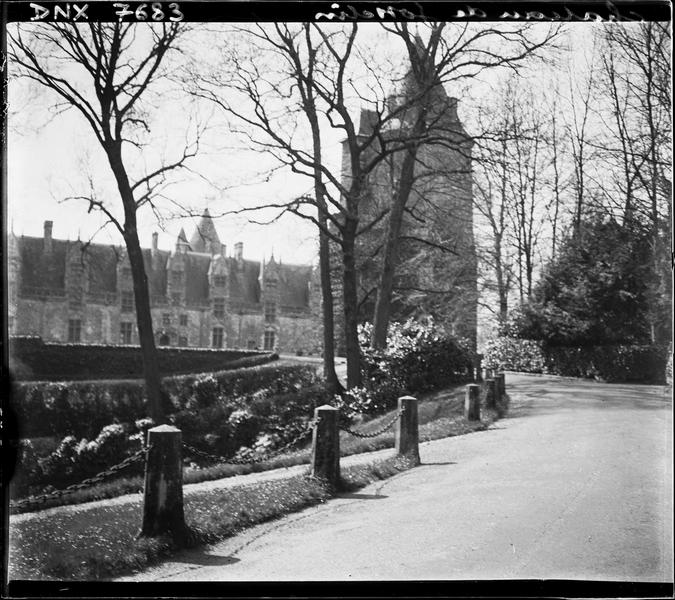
xmin=122 ymin=267 xmax=132 ymax=279
xmin=213 ymin=274 xmax=227 ymax=287
xmin=213 ymin=297 xmax=225 ymax=319
xmin=264 ymin=301 xmax=276 ymax=323
xmin=121 ymin=291 xmax=134 ymax=313
xmin=171 ymin=271 xmax=182 ymax=286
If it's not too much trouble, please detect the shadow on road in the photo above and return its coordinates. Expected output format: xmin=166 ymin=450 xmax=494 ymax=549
xmin=336 ymin=492 xmax=388 ymax=500
xmin=176 ymin=553 xmax=240 ymax=567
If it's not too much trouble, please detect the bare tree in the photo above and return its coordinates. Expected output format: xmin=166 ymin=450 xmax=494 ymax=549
xmin=596 ymin=22 xmax=672 ymax=344
xmin=9 ymin=23 xmax=197 ymax=422
xmin=188 ymin=22 xmax=559 ymax=385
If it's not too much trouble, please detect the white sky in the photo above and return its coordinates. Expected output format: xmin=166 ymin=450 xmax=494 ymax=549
xmin=6 ymin=22 xmax=598 ymax=265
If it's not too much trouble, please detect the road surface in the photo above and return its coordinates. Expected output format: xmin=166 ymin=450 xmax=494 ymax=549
xmin=120 ymin=374 xmax=673 ymax=581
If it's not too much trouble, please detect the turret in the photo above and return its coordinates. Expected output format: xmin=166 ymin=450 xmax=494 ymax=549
xmin=190 ymin=208 xmax=221 ymax=255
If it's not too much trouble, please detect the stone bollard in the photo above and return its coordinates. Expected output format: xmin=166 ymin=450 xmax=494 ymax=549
xmin=464 ymin=384 xmax=481 ymax=421
xmin=485 ymin=378 xmax=498 ymax=410
xmin=140 ymin=425 xmax=187 ymax=540
xmin=311 ymin=405 xmax=340 ymax=487
xmin=395 ymin=396 xmax=420 ymax=465
xmin=496 ymin=372 xmax=506 ymax=400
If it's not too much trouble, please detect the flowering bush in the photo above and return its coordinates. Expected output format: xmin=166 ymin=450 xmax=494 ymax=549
xmin=483 ymin=337 xmax=547 ymax=373
xmin=13 ymin=423 xmax=143 ymax=498
xmin=349 ymin=318 xmax=475 ymax=416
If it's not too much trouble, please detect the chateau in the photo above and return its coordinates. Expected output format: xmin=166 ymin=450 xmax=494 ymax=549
xmin=7 ymin=211 xmax=322 ymax=354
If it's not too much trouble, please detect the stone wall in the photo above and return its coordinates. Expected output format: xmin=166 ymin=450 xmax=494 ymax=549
xmin=11 ymin=295 xmax=320 ymax=355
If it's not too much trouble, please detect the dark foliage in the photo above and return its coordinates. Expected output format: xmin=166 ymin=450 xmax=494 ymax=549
xmin=513 ymin=219 xmax=667 ymax=346
xmin=485 ymin=336 xmax=668 ymax=383
xmin=9 ymin=336 xmax=276 ymax=382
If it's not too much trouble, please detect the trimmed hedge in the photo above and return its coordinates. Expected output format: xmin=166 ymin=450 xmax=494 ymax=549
xmin=484 ymin=336 xmax=668 ymax=383
xmin=9 ymin=358 xmax=327 ymax=440
xmin=9 ymin=336 xmax=275 ymax=382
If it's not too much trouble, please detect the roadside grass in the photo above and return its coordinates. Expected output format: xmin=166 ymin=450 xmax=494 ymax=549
xmin=10 ymin=383 xmax=507 ymax=514
xmin=8 ymin=455 xmax=416 ymax=581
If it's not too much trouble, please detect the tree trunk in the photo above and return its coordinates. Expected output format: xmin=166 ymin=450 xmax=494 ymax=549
xmin=371 ymin=138 xmax=419 ymax=349
xmin=341 ymin=217 xmax=362 ymax=389
xmin=318 ymin=219 xmax=342 ymax=394
xmin=106 ymin=143 xmax=164 ymax=423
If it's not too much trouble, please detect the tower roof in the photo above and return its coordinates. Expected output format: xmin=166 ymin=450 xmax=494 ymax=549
xmin=177 ymin=227 xmax=188 ymax=244
xmin=189 ymin=209 xmax=221 ymax=253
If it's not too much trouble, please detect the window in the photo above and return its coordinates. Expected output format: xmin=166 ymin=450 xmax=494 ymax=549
xmin=212 ymin=327 xmax=224 ymax=348
xmin=122 ymin=267 xmax=132 ymax=279
xmin=172 ymin=292 xmax=181 ymax=306
xmin=247 ymin=339 xmax=256 ymax=350
xmin=213 ymin=297 xmax=225 ymax=319
xmin=178 ymin=335 xmax=188 ymax=347
xmin=162 ymin=313 xmax=171 ymax=326
xmin=213 ymin=274 xmax=227 ymax=287
xmin=171 ymin=270 xmax=182 ymax=286
xmin=120 ymin=322 xmax=133 ymax=344
xmin=159 ymin=333 xmax=171 ymax=346
xmin=264 ymin=301 xmax=276 ymax=323
xmin=121 ymin=291 xmax=134 ymax=313
xmin=263 ymin=330 xmax=275 ymax=351
xmin=179 ymin=314 xmax=188 ymax=327
xmin=68 ymin=319 xmax=81 ymax=343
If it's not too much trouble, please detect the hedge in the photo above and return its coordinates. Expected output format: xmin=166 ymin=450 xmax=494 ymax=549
xmin=9 ymin=358 xmax=328 ymax=440
xmin=484 ymin=336 xmax=668 ymax=383
xmin=11 ymin=362 xmax=325 ymax=497
xmin=9 ymin=336 xmax=275 ymax=382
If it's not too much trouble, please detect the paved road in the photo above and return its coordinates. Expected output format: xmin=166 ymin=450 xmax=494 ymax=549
xmin=121 ymin=374 xmax=673 ymax=582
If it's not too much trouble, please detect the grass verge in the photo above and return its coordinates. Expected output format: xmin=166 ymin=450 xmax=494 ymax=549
xmin=8 ymin=455 xmax=417 ymax=581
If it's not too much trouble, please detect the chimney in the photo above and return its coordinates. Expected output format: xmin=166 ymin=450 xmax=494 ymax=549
xmin=43 ymin=220 xmax=53 ymax=253
xmin=221 ymin=243 xmax=227 ymax=257
xmin=234 ymin=242 xmax=243 ymax=261
xmin=152 ymin=232 xmax=158 ymax=252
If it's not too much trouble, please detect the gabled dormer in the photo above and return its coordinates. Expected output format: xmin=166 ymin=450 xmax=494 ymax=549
xmin=65 ymin=240 xmax=88 ymax=311
xmin=208 ymin=251 xmax=229 ymax=297
xmin=261 ymin=253 xmax=280 ymax=323
xmin=167 ymin=229 xmax=189 ymax=305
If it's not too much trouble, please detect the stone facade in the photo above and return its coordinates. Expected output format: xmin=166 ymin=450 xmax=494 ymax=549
xmin=8 ymin=212 xmax=322 ymax=355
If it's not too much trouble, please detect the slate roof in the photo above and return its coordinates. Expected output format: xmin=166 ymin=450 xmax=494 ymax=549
xmin=14 ymin=231 xmax=311 ymax=310
xmin=189 ymin=209 xmax=221 ymax=253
